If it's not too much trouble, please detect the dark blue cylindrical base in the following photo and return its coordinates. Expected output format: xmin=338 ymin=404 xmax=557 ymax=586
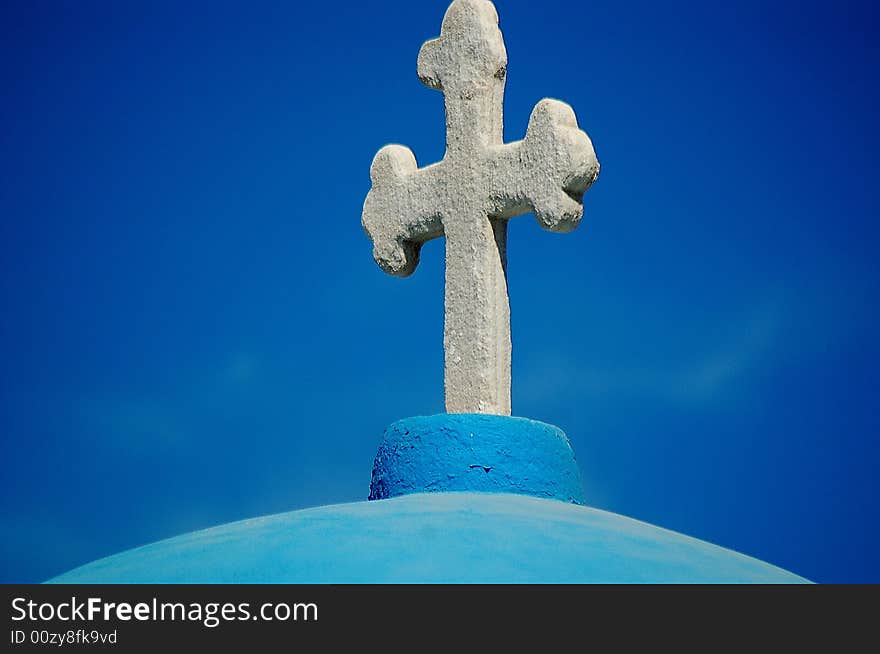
xmin=369 ymin=414 xmax=586 ymax=504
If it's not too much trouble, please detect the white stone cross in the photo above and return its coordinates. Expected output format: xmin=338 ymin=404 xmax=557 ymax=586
xmin=362 ymin=0 xmax=599 ymax=415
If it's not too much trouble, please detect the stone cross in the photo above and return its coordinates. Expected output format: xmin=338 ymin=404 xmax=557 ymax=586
xmin=362 ymin=0 xmax=599 ymax=415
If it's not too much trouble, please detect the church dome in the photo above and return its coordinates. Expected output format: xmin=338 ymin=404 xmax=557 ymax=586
xmin=49 ymin=415 xmax=808 ymax=583
xmin=49 ymin=492 xmax=806 ymax=584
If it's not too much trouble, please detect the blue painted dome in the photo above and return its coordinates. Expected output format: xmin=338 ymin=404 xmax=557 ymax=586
xmin=47 ymin=415 xmax=809 ymax=583
xmin=49 ymin=493 xmax=806 ymax=583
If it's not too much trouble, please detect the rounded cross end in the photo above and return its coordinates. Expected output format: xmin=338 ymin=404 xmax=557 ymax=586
xmin=372 ymin=239 xmax=421 ymax=278
xmin=416 ymin=0 xmax=507 ymax=92
xmin=369 ymin=145 xmax=418 ymax=186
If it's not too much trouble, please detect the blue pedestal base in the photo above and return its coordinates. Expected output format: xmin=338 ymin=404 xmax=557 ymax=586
xmin=368 ymin=414 xmax=586 ymax=504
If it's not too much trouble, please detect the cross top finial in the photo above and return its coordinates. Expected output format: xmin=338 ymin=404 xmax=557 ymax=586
xmin=418 ymin=0 xmax=507 ymax=153
xmin=363 ymin=0 xmax=599 ymax=416
xmin=417 ymin=0 xmax=506 ymax=91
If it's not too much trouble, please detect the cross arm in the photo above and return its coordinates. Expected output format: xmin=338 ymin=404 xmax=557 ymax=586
xmin=486 ymin=98 xmax=599 ymax=231
xmin=362 ymin=145 xmax=444 ymax=277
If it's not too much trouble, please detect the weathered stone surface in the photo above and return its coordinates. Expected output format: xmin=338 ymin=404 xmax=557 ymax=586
xmin=362 ymin=0 xmax=599 ymax=415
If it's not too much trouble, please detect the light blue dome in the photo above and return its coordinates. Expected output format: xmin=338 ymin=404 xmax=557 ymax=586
xmin=48 ymin=492 xmax=807 ymax=583
xmin=48 ymin=415 xmax=809 ymax=583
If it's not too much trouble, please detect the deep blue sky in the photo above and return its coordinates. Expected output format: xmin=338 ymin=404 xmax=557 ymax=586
xmin=1 ymin=0 xmax=877 ymax=583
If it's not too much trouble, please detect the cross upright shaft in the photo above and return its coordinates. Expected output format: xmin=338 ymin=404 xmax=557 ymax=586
xmin=362 ymin=0 xmax=599 ymax=415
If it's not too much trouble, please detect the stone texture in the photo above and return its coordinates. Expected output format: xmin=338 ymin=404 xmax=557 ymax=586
xmin=362 ymin=0 xmax=599 ymax=415
xmin=369 ymin=414 xmax=586 ymax=504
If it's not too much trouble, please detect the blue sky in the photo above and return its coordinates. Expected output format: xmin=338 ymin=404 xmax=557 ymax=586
xmin=1 ymin=0 xmax=878 ymax=583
